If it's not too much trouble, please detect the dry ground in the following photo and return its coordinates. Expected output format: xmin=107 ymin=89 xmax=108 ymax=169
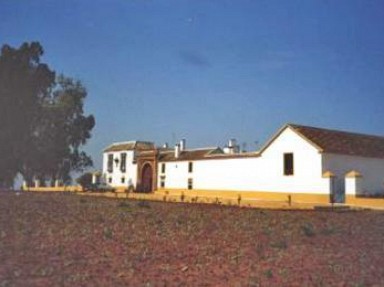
xmin=1 ymin=191 xmax=384 ymax=286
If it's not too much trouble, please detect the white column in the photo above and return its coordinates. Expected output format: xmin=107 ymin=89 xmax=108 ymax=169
xmin=345 ymin=170 xmax=362 ymax=196
xmin=92 ymin=173 xmax=100 ymax=185
xmin=322 ymin=171 xmax=335 ymax=203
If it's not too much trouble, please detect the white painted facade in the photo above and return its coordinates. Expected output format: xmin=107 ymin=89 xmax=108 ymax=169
xmin=102 ymin=150 xmax=137 ymax=188
xmin=103 ymin=124 xmax=384 ymax=202
xmin=323 ymin=154 xmax=384 ymax=196
xmin=158 ymin=128 xmax=331 ymax=194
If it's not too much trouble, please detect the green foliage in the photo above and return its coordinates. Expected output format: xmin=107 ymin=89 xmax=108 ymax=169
xmin=301 ymin=222 xmax=316 ymax=237
xmin=0 ymin=42 xmax=55 ymax=187
xmin=76 ymin=173 xmax=93 ymax=189
xmin=0 ymin=42 xmax=95 ymax=187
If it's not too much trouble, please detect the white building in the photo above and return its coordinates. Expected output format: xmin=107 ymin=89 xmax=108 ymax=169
xmin=102 ymin=124 xmax=384 ymax=203
xmin=102 ymin=141 xmax=155 ymax=190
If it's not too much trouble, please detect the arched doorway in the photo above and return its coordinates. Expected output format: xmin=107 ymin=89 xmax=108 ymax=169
xmin=141 ymin=163 xmax=153 ymax=193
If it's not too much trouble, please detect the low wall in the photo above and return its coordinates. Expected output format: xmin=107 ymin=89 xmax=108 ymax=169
xmin=346 ymin=195 xmax=384 ymax=208
xmin=24 ymin=186 xmax=83 ymax=192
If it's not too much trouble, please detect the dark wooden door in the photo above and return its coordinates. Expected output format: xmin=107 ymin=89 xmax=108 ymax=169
xmin=141 ymin=164 xmax=153 ymax=193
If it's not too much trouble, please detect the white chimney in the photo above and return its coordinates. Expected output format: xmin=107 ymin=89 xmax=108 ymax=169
xmin=180 ymin=139 xmax=186 ymax=151
xmin=163 ymin=142 xmax=169 ymax=149
xmin=175 ymin=144 xmax=180 ymax=158
xmin=225 ymin=138 xmax=237 ymax=154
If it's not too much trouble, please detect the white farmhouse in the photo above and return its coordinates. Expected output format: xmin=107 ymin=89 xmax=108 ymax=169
xmin=102 ymin=141 xmax=155 ymax=190
xmin=102 ymin=124 xmax=384 ymax=204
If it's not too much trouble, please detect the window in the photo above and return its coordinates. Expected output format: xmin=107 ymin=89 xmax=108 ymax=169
xmin=188 ymin=178 xmax=193 ymax=190
xmin=108 ymin=177 xmax=112 ymax=183
xmin=284 ymin=153 xmax=294 ymax=176
xmin=188 ymin=162 xmax=193 ymax=173
xmin=121 ymin=177 xmax=125 ymax=184
xmin=160 ymin=176 xmax=165 ymax=188
xmin=120 ymin=153 xmax=127 ymax=172
xmin=107 ymin=154 xmax=113 ymax=173
xmin=161 ymin=163 xmax=166 ymax=174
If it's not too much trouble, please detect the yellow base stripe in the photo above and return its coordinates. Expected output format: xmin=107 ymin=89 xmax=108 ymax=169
xmin=345 ymin=195 xmax=384 ymax=208
xmin=25 ymin=186 xmax=83 ymax=192
xmin=155 ymin=188 xmax=331 ymax=204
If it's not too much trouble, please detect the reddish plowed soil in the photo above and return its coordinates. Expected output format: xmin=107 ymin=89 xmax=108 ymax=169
xmin=1 ymin=191 xmax=383 ymax=286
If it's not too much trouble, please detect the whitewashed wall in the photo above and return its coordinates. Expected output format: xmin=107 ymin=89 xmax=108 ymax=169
xmin=159 ymin=127 xmax=331 ymax=194
xmin=256 ymin=127 xmax=327 ymax=193
xmin=322 ymin=154 xmax=384 ymax=195
xmin=159 ymin=161 xmax=189 ymax=189
xmin=102 ymin=151 xmax=137 ymax=188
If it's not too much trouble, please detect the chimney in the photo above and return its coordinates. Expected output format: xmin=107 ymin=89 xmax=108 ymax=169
xmin=226 ymin=138 xmax=237 ymax=154
xmin=175 ymin=143 xmax=180 ymax=158
xmin=163 ymin=142 xmax=169 ymax=149
xmin=180 ymin=139 xmax=186 ymax=151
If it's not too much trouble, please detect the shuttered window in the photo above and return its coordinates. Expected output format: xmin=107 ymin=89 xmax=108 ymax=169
xmin=284 ymin=153 xmax=294 ymax=176
xmin=107 ymin=154 xmax=113 ymax=173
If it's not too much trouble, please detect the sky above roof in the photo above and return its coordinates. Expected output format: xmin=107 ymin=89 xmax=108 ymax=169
xmin=1 ymin=0 xmax=384 ymax=171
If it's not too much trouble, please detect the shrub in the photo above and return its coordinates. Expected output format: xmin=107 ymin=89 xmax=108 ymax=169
xmin=76 ymin=173 xmax=93 ymax=190
xmin=301 ymin=223 xmax=316 ymax=237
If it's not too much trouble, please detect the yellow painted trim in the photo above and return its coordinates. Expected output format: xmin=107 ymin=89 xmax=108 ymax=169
xmin=114 ymin=186 xmax=129 ymax=192
xmin=25 ymin=186 xmax=83 ymax=192
xmin=345 ymin=170 xmax=362 ymax=178
xmin=322 ymin=170 xmax=335 ymax=178
xmin=156 ymin=188 xmax=330 ymax=204
xmin=346 ymin=195 xmax=384 ymax=207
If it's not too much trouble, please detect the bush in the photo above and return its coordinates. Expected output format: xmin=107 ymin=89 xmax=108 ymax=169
xmin=301 ymin=223 xmax=316 ymax=237
xmin=76 ymin=173 xmax=93 ymax=190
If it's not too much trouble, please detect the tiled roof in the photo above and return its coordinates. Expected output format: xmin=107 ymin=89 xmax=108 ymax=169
xmin=290 ymin=124 xmax=384 ymax=159
xmin=104 ymin=141 xmax=155 ymax=152
xmin=204 ymin=152 xmax=260 ymax=159
xmin=159 ymin=148 xmax=223 ymax=162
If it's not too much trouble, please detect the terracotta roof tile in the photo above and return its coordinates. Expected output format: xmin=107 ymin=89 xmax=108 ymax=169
xmin=290 ymin=124 xmax=384 ymax=159
xmin=104 ymin=141 xmax=154 ymax=152
xmin=159 ymin=148 xmax=223 ymax=162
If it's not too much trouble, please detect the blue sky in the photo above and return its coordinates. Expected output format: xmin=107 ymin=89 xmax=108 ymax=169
xmin=1 ymin=0 xmax=384 ymax=171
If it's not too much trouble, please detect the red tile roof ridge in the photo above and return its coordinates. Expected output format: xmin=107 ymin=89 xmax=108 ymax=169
xmin=288 ymin=123 xmax=384 ymax=140
xmin=288 ymin=123 xmax=384 ymax=158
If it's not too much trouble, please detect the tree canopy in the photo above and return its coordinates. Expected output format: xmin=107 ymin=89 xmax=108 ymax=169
xmin=0 ymin=42 xmax=95 ymax=187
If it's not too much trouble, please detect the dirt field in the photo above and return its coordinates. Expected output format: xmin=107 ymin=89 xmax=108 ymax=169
xmin=1 ymin=191 xmax=384 ymax=286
